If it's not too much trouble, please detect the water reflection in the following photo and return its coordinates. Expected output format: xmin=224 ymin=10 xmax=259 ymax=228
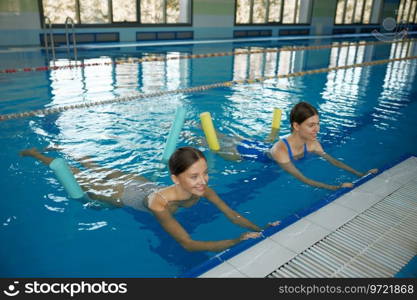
xmin=230 ymin=45 xmax=307 ymax=138
xmin=320 ymin=41 xmax=373 ymax=143
xmin=375 ymin=39 xmax=417 ymax=130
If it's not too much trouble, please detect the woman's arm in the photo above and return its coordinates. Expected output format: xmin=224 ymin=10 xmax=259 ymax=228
xmin=150 ymin=194 xmax=260 ymax=252
xmin=278 ymin=161 xmax=341 ymax=190
xmin=311 ymin=141 xmax=378 ymax=177
xmin=315 ymin=151 xmax=364 ymax=177
xmin=271 ymin=142 xmax=343 ymax=190
xmin=203 ymin=187 xmax=265 ymax=231
xmin=152 ymin=208 xmax=250 ymax=252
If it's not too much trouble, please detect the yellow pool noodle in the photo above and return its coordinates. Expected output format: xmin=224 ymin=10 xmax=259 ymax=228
xmin=200 ymin=112 xmax=220 ymax=151
xmin=271 ymin=108 xmax=282 ymax=130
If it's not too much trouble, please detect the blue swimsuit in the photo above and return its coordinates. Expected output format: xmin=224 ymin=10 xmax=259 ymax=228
xmin=236 ymin=139 xmax=273 ymax=163
xmin=236 ymin=138 xmax=308 ymax=163
xmin=282 ymin=138 xmax=308 ymax=162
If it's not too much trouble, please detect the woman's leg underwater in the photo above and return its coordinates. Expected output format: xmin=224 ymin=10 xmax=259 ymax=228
xmin=20 ymin=148 xmax=125 ymax=207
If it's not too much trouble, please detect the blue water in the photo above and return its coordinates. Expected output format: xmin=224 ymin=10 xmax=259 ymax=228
xmin=1 ymin=37 xmax=417 ymax=277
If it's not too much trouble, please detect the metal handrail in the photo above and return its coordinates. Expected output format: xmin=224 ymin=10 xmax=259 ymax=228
xmin=65 ymin=17 xmax=78 ymax=61
xmin=43 ymin=16 xmax=56 ymax=61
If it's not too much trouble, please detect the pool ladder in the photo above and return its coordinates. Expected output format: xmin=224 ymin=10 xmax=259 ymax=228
xmin=42 ymin=16 xmax=78 ymax=62
xmin=43 ymin=16 xmax=56 ymax=61
xmin=65 ymin=17 xmax=78 ymax=62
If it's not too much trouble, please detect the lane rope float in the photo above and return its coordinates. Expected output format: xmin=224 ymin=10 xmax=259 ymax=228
xmin=0 ymin=38 xmax=414 ymax=75
xmin=1 ymin=54 xmax=416 ymax=122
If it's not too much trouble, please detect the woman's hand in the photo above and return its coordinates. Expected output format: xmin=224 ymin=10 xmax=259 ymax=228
xmin=330 ymin=182 xmax=353 ymax=190
xmin=239 ymin=232 xmax=262 ymax=241
xmin=340 ymin=182 xmax=353 ymax=188
xmin=366 ymin=168 xmax=379 ymax=175
xmin=263 ymin=220 xmax=281 ymax=230
xmin=359 ymin=168 xmax=379 ymax=177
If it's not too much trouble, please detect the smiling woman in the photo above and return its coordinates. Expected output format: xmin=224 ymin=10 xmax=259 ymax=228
xmin=203 ymin=102 xmax=379 ymax=191
xmin=269 ymin=101 xmax=379 ymax=190
xmin=20 ymin=146 xmax=278 ymax=252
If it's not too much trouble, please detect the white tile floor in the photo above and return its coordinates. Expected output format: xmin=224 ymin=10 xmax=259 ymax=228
xmin=199 ymin=156 xmax=417 ymax=278
xmin=269 ymin=218 xmax=330 ymax=253
xmin=304 ymin=202 xmax=358 ymax=231
xmin=333 ymin=190 xmax=382 ymax=213
xmin=226 ymin=239 xmax=297 ymax=278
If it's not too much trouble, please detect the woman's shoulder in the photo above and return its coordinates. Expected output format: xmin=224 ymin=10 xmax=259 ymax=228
xmin=273 ymin=135 xmax=291 ymax=150
xmin=147 ymin=186 xmax=175 ymax=212
xmin=270 ymin=140 xmax=290 ymax=162
xmin=307 ymin=139 xmax=323 ymax=153
xmin=202 ymin=186 xmax=216 ymax=198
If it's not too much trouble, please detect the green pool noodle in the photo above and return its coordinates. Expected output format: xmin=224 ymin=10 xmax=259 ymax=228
xmin=49 ymin=157 xmax=84 ymax=199
xmin=162 ymin=106 xmax=186 ymax=163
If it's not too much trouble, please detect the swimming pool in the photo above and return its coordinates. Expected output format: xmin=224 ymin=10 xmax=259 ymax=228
xmin=1 ymin=36 xmax=417 ymax=277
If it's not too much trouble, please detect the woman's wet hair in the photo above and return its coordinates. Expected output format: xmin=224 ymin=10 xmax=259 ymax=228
xmin=290 ymin=101 xmax=319 ymax=131
xmin=169 ymin=146 xmax=206 ymax=175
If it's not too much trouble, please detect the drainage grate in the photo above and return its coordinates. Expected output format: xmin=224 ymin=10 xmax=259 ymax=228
xmin=268 ymin=179 xmax=417 ymax=278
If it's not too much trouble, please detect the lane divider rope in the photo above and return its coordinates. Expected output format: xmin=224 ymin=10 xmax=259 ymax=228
xmin=0 ymin=38 xmax=414 ymax=74
xmin=1 ymin=54 xmax=416 ymax=122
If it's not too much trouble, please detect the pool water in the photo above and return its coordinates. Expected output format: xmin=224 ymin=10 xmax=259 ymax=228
xmin=1 ymin=37 xmax=417 ymax=277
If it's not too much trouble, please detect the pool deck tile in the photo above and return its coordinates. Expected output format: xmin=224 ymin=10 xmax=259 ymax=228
xmin=268 ymin=218 xmax=331 ymax=254
xmin=197 ymin=155 xmax=417 ymax=278
xmin=226 ymin=238 xmax=297 ymax=278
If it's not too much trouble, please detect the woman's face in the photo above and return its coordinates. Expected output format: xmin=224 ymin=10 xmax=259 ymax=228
xmin=295 ymin=114 xmax=320 ymax=141
xmin=172 ymin=158 xmax=209 ymax=196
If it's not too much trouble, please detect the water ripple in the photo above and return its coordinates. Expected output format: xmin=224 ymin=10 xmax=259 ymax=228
xmin=78 ymin=221 xmax=108 ymax=231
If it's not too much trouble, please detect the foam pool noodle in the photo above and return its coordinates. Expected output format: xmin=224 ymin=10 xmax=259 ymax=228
xmin=271 ymin=108 xmax=282 ymax=130
xmin=200 ymin=112 xmax=220 ymax=151
xmin=49 ymin=158 xmax=84 ymax=199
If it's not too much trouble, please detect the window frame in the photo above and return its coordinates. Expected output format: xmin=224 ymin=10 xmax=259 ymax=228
xmin=38 ymin=0 xmax=193 ymax=28
xmin=397 ymin=0 xmax=417 ymax=24
xmin=333 ymin=0 xmax=382 ymax=26
xmin=234 ymin=0 xmax=313 ymax=26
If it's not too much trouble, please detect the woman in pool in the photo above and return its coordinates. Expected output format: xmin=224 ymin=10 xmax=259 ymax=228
xmin=20 ymin=146 xmax=278 ymax=252
xmin=209 ymin=102 xmax=378 ymax=191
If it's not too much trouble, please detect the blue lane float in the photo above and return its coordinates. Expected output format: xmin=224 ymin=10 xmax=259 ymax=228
xmin=49 ymin=157 xmax=84 ymax=199
xmin=162 ymin=106 xmax=186 ymax=163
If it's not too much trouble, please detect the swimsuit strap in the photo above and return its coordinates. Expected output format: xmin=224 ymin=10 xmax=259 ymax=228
xmin=282 ymin=138 xmax=294 ymax=161
xmin=283 ymin=138 xmax=307 ymax=161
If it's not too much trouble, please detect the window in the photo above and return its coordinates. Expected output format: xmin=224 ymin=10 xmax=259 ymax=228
xmin=235 ymin=0 xmax=312 ymax=24
xmin=397 ymin=0 xmax=417 ymax=24
xmin=334 ymin=0 xmax=382 ymax=24
xmin=41 ymin=0 xmax=191 ymax=25
xmin=42 ymin=0 xmax=77 ymax=24
xmin=80 ymin=0 xmax=109 ymax=24
xmin=113 ymin=0 xmax=137 ymax=22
